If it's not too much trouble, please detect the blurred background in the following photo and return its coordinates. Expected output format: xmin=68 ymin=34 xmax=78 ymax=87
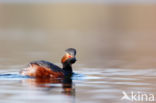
xmin=0 ymin=1 xmax=156 ymax=69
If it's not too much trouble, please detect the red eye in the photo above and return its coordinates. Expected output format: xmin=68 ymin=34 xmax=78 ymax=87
xmin=68 ymin=55 xmax=72 ymax=58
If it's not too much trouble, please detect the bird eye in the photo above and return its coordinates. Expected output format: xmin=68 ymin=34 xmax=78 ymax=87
xmin=68 ymin=55 xmax=72 ymax=58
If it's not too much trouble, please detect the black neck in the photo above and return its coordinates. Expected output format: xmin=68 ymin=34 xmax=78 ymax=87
xmin=63 ymin=64 xmax=73 ymax=73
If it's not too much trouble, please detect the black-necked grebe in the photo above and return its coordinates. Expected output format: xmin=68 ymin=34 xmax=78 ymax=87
xmin=20 ymin=48 xmax=76 ymax=78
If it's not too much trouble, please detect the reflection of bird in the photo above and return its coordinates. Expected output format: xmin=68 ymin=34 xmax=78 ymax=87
xmin=20 ymin=48 xmax=77 ymax=78
xmin=62 ymin=77 xmax=75 ymax=96
xmin=22 ymin=77 xmax=75 ymax=96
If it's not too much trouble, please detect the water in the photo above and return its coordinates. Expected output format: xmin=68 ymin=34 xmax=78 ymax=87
xmin=1 ymin=68 xmax=156 ymax=103
xmin=0 ymin=2 xmax=156 ymax=103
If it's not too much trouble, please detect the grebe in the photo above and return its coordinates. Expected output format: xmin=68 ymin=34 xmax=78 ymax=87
xmin=20 ymin=48 xmax=76 ymax=78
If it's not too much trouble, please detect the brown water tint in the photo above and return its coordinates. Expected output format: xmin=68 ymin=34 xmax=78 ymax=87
xmin=0 ymin=3 xmax=156 ymax=103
